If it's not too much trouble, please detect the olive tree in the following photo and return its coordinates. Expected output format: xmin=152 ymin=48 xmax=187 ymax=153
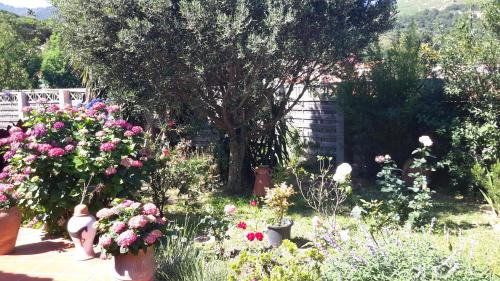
xmin=54 ymin=0 xmax=395 ymax=192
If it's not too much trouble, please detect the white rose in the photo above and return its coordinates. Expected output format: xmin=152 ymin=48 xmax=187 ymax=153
xmin=333 ymin=172 xmax=346 ymax=183
xmin=418 ymin=135 xmax=433 ymax=147
xmin=335 ymin=163 xmax=352 ymax=177
xmin=224 ymin=204 xmax=237 ymax=216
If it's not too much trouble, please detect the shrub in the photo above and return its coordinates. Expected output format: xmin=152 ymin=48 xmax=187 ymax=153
xmin=0 ymin=182 xmax=16 ymax=210
xmin=321 ymin=230 xmax=494 ymax=281
xmin=229 ymin=240 xmax=323 ymax=281
xmin=472 ymin=160 xmax=500 ymax=216
xmin=292 ymin=156 xmax=352 ymax=222
xmin=264 ymin=182 xmax=295 ymax=226
xmin=0 ymin=102 xmax=152 ymax=234
xmin=354 ymin=136 xmax=435 ymax=229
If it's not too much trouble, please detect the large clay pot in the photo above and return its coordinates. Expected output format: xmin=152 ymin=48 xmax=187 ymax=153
xmin=267 ymin=219 xmax=293 ymax=248
xmin=253 ymin=166 xmax=272 ymax=197
xmin=113 ymin=247 xmax=155 ymax=281
xmin=0 ymin=206 xmax=22 ymax=255
xmin=67 ymin=204 xmax=97 ymax=260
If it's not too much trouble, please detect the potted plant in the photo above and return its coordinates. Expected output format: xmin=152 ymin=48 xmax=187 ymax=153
xmin=264 ymin=182 xmax=296 ymax=247
xmin=0 ymin=183 xmax=21 ymax=255
xmin=95 ymin=199 xmax=167 ymax=281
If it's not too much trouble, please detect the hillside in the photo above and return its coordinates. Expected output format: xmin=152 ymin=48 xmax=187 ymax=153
xmin=398 ymin=0 xmax=469 ymax=16
xmin=0 ymin=3 xmax=55 ymax=20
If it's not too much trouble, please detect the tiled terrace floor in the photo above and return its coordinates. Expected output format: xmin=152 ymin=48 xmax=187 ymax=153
xmin=0 ymin=228 xmax=112 ymax=281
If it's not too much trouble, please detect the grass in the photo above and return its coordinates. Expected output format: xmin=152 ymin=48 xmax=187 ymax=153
xmin=166 ymin=188 xmax=500 ymax=276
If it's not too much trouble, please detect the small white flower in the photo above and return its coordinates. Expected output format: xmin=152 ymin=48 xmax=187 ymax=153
xmin=312 ymin=216 xmax=322 ymax=229
xmin=224 ymin=204 xmax=237 ymax=216
xmin=335 ymin=163 xmax=352 ymax=177
xmin=418 ymin=135 xmax=433 ymax=147
xmin=385 ymin=154 xmax=391 ymax=161
xmin=339 ymin=230 xmax=350 ymax=242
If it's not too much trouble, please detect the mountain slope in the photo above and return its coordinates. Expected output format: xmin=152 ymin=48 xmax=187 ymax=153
xmin=398 ymin=0 xmax=469 ymax=16
xmin=0 ymin=3 xmax=55 ymax=20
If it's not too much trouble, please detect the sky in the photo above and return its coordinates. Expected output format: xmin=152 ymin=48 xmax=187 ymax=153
xmin=0 ymin=0 xmax=51 ymax=8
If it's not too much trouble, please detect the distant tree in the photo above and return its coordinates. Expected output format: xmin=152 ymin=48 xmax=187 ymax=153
xmin=54 ymin=0 xmax=396 ymax=192
xmin=41 ymin=33 xmax=81 ymax=88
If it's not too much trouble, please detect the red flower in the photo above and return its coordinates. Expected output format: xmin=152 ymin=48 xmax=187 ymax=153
xmin=237 ymin=221 xmax=247 ymax=230
xmin=255 ymin=232 xmax=264 ymax=241
xmin=246 ymin=232 xmax=255 ymax=241
xmin=162 ymin=148 xmax=170 ymax=157
xmin=167 ymin=120 xmax=176 ymax=128
xmin=250 ymin=200 xmax=257 ymax=207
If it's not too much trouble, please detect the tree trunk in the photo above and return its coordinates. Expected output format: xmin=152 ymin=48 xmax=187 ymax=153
xmin=227 ymin=129 xmax=247 ymax=193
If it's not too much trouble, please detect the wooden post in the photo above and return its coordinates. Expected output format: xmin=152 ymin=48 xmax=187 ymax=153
xmin=335 ymin=101 xmax=345 ymax=164
xmin=59 ymin=89 xmax=72 ymax=108
xmin=17 ymin=92 xmax=29 ymax=120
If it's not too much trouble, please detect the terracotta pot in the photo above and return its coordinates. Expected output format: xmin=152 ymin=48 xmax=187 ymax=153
xmin=113 ymin=247 xmax=155 ymax=281
xmin=253 ymin=166 xmax=272 ymax=197
xmin=0 ymin=206 xmax=22 ymax=255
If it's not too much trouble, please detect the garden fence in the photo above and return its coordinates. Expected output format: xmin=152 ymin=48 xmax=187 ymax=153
xmin=0 ymin=86 xmax=344 ymax=162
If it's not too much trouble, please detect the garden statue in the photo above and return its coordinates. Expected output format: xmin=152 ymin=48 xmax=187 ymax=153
xmin=67 ymin=204 xmax=97 ymax=260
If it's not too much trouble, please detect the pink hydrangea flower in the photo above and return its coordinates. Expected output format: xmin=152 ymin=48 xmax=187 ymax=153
xmin=3 ymin=150 xmax=15 ymax=161
xmin=105 ymin=167 xmax=117 ymax=176
xmin=112 ymin=222 xmax=127 ymax=234
xmin=53 ymin=121 xmax=65 ymax=130
xmin=25 ymin=154 xmax=37 ymax=164
xmin=104 ymin=121 xmax=114 ymax=128
xmin=48 ymin=147 xmax=65 ymax=157
xmin=92 ymin=102 xmax=107 ymax=111
xmin=120 ymin=200 xmax=134 ymax=208
xmin=116 ymin=230 xmax=138 ymax=247
xmin=37 ymin=143 xmax=52 ymax=153
xmin=47 ymin=104 xmax=60 ymax=113
xmin=8 ymin=127 xmax=22 ymax=134
xmin=95 ymin=131 xmax=106 ymax=137
xmin=23 ymin=167 xmax=31 ymax=175
xmin=124 ymin=130 xmax=135 ymax=137
xmin=3 ymin=166 xmax=11 ymax=173
xmin=131 ymin=160 xmax=143 ymax=168
xmin=32 ymin=123 xmax=47 ymax=137
xmin=0 ymin=172 xmax=9 ymax=180
xmin=10 ymin=132 xmax=26 ymax=142
xmin=114 ymin=119 xmax=129 ymax=128
xmin=27 ymin=142 xmax=38 ymax=150
xmin=96 ymin=208 xmax=116 ymax=219
xmin=64 ymin=144 xmax=75 ymax=152
xmin=100 ymin=142 xmax=116 ymax=152
xmin=107 ymin=105 xmax=120 ymax=113
xmin=130 ymin=202 xmax=141 ymax=209
xmin=131 ymin=126 xmax=143 ymax=134
xmin=85 ymin=109 xmax=97 ymax=117
xmin=0 ymin=137 xmax=11 ymax=146
xmin=22 ymin=106 xmax=33 ymax=113
xmin=144 ymin=230 xmax=163 ymax=245
xmin=121 ymin=157 xmax=133 ymax=167
xmin=142 ymin=203 xmax=159 ymax=216
xmin=111 ymin=138 xmax=121 ymax=145
xmin=99 ymin=235 xmax=113 ymax=248
xmin=128 ymin=215 xmax=148 ymax=229
xmin=0 ymin=183 xmax=14 ymax=192
xmin=0 ymin=193 xmax=8 ymax=202
xmin=156 ymin=217 xmax=167 ymax=225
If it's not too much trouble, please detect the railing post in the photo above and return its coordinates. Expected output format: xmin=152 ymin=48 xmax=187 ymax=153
xmin=59 ymin=89 xmax=72 ymax=108
xmin=18 ymin=92 xmax=29 ymax=120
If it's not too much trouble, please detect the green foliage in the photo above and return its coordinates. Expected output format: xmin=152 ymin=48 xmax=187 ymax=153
xmin=0 ymin=103 xmax=152 ymax=234
xmin=355 ymin=140 xmax=435 ymax=230
xmin=292 ymin=156 xmax=352 ymax=221
xmin=339 ymin=24 xmax=449 ymax=175
xmin=440 ymin=1 xmax=500 ymax=192
xmin=321 ymin=230 xmax=494 ymax=281
xmin=54 ymin=0 xmax=396 ymax=192
xmin=229 ymin=240 xmax=323 ymax=281
xmin=472 ymin=161 xmax=500 ymax=216
xmin=0 ymin=11 xmax=44 ymax=90
xmin=41 ymin=33 xmax=80 ymax=88
xmin=155 ymin=224 xmax=228 ymax=281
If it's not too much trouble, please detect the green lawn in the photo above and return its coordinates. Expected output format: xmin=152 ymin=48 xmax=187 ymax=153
xmin=168 ymin=190 xmax=500 ymax=275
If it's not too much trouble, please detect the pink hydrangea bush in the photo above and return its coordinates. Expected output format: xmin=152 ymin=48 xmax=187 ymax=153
xmin=95 ymin=199 xmax=167 ymax=256
xmin=0 ymin=102 xmax=153 ymax=234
